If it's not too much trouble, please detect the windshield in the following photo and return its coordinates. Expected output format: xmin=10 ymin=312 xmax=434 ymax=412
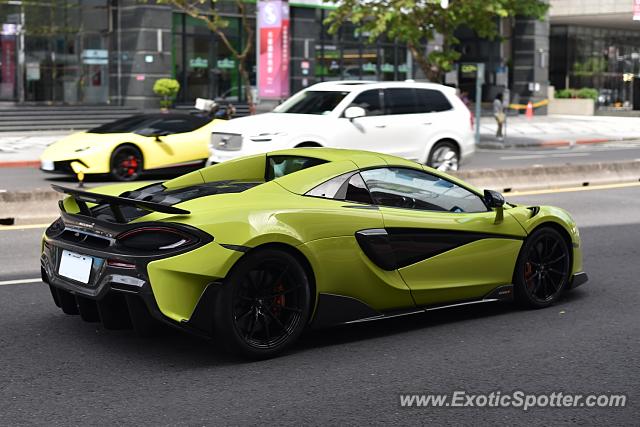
xmin=274 ymin=90 xmax=349 ymax=115
xmin=88 ymin=114 xmax=211 ymax=135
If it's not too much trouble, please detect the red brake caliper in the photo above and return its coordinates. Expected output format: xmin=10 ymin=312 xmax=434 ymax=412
xmin=272 ymin=283 xmax=285 ymax=317
xmin=524 ymin=262 xmax=534 ymax=289
xmin=121 ymin=156 xmax=138 ymax=176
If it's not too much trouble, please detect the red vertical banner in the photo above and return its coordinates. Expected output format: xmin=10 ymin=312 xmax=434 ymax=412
xmin=258 ymin=0 xmax=290 ymax=99
xmin=280 ymin=2 xmax=290 ymax=98
xmin=0 ymin=35 xmax=17 ymax=99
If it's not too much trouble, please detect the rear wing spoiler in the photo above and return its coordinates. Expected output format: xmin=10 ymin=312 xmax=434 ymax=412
xmin=52 ymin=184 xmax=190 ymax=223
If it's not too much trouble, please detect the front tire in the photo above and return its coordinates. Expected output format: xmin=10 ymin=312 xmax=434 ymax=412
xmin=110 ymin=145 xmax=143 ymax=181
xmin=214 ymin=248 xmax=312 ymax=359
xmin=514 ymin=227 xmax=571 ymax=308
xmin=427 ymin=141 xmax=459 ymax=172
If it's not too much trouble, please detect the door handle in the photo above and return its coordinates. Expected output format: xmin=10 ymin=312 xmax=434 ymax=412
xmin=422 ymin=122 xmax=432 ymax=126
xmin=375 ymin=124 xmax=387 ymax=128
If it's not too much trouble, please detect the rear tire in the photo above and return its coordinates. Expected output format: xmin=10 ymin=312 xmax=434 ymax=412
xmin=213 ymin=248 xmax=312 ymax=359
xmin=110 ymin=145 xmax=143 ymax=181
xmin=514 ymin=227 xmax=571 ymax=308
xmin=427 ymin=140 xmax=459 ymax=172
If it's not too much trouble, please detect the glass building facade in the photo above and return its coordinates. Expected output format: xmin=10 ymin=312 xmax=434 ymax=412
xmin=550 ymin=25 xmax=640 ymax=110
xmin=0 ymin=0 xmax=111 ymax=104
xmin=1 ymin=1 xmax=413 ymax=106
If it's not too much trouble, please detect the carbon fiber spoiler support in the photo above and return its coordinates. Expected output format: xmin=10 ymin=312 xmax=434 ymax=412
xmin=52 ymin=184 xmax=190 ymax=223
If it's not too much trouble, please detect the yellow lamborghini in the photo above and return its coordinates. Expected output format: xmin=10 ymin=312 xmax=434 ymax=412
xmin=40 ymin=114 xmax=224 ymax=181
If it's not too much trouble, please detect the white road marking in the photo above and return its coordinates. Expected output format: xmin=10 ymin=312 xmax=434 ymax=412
xmin=0 ymin=224 xmax=49 ymax=231
xmin=499 ymin=154 xmax=547 ymax=160
xmin=549 ymin=153 xmax=591 ymax=158
xmin=0 ymin=278 xmax=42 ymax=286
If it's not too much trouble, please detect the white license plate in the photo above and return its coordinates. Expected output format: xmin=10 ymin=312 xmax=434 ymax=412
xmin=41 ymin=160 xmax=54 ymax=171
xmin=58 ymin=250 xmax=93 ymax=284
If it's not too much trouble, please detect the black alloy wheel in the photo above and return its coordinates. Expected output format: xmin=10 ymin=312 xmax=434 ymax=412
xmin=214 ymin=248 xmax=311 ymax=359
xmin=110 ymin=146 xmax=143 ymax=181
xmin=514 ymin=227 xmax=572 ymax=308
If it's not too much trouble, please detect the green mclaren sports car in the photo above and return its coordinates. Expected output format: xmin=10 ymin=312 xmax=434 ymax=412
xmin=41 ymin=148 xmax=587 ymax=358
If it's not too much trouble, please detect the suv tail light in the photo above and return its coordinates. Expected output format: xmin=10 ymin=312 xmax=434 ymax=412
xmin=470 ymin=111 xmax=475 ymax=131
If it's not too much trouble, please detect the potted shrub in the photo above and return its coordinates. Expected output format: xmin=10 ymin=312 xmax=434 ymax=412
xmin=153 ymin=78 xmax=181 ymax=111
xmin=549 ymin=87 xmax=597 ymax=116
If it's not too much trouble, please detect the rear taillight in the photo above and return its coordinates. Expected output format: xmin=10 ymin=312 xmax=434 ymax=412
xmin=470 ymin=112 xmax=475 ymax=131
xmin=116 ymin=227 xmax=194 ymax=252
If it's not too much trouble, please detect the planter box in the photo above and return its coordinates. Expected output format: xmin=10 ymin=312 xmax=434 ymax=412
xmin=548 ymin=98 xmax=595 ymax=116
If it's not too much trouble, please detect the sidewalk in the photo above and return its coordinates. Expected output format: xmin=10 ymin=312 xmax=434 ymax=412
xmin=0 ymin=131 xmax=71 ymax=166
xmin=479 ymin=114 xmax=640 ymax=148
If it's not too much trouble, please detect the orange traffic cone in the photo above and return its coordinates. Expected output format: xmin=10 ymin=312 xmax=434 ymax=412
xmin=525 ymin=101 xmax=534 ymax=119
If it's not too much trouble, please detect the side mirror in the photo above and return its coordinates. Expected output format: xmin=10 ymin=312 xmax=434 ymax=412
xmin=484 ymin=189 xmax=505 ymax=224
xmin=344 ymin=106 xmax=366 ymax=120
xmin=153 ymin=131 xmax=171 ymax=142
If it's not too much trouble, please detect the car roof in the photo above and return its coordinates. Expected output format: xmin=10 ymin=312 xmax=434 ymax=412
xmin=267 ymin=147 xmax=413 ymax=167
xmin=307 ymin=80 xmax=456 ymax=95
xmin=264 ymin=147 xmax=481 ymax=196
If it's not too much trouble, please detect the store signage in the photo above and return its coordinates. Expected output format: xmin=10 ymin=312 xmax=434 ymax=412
xmin=1 ymin=23 xmax=20 ymax=35
xmin=189 ymin=57 xmax=209 ymax=68
xmin=217 ymin=58 xmax=236 ymax=69
xmin=258 ymin=0 xmax=290 ymax=99
xmin=289 ymin=0 xmax=337 ymax=8
xmin=634 ymin=0 xmax=640 ymax=21
xmin=26 ymin=63 xmax=40 ymax=81
xmin=82 ymin=49 xmax=108 ymax=65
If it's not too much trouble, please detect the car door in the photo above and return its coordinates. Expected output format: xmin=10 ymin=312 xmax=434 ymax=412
xmin=333 ymin=89 xmax=393 ymax=154
xmin=379 ymin=88 xmax=430 ymax=160
xmin=358 ymin=166 xmax=527 ymax=306
xmin=413 ymin=88 xmax=455 ymax=159
xmin=139 ymin=116 xmax=211 ymax=169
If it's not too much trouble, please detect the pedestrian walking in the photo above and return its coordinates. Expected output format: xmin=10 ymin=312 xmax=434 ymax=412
xmin=493 ymin=93 xmax=505 ymax=141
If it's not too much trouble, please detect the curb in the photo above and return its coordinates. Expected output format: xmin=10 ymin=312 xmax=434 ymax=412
xmin=1 ymin=160 xmax=640 ymax=223
xmin=0 ymin=160 xmax=40 ymax=168
xmin=455 ymin=160 xmax=640 ymax=192
xmin=479 ymin=135 xmax=640 ymax=149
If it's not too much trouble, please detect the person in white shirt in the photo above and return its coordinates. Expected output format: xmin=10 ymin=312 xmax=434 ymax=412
xmin=493 ymin=93 xmax=505 ymax=141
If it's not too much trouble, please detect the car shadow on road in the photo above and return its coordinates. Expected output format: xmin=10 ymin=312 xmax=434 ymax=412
xmin=297 ymin=288 xmax=588 ymax=352
xmin=35 ymin=288 xmax=587 ymax=365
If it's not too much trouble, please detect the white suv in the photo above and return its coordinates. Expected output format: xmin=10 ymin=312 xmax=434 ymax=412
xmin=207 ymin=81 xmax=474 ymax=171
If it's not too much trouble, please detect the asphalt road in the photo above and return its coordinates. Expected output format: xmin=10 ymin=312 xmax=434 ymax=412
xmin=0 ymin=185 xmax=638 ymax=425
xmin=2 ymin=141 xmax=640 ymax=192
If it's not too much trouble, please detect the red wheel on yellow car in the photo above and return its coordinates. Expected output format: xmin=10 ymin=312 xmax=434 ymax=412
xmin=110 ymin=146 xmax=143 ymax=181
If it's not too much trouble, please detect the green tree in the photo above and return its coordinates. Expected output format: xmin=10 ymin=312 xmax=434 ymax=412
xmin=326 ymin=0 xmax=548 ymax=82
xmin=153 ymin=0 xmax=256 ymax=113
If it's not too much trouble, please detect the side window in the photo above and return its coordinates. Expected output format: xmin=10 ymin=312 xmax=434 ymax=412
xmin=383 ymin=88 xmax=418 ymax=115
xmin=305 ymin=172 xmax=374 ymax=204
xmin=349 ymin=90 xmax=383 ymax=116
xmin=344 ymin=173 xmax=374 ymax=204
xmin=360 ymin=167 xmax=487 ymax=213
xmin=415 ymin=89 xmax=453 ymax=113
xmin=266 ymin=156 xmax=327 ymax=181
xmin=306 ymin=172 xmax=352 ymax=198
